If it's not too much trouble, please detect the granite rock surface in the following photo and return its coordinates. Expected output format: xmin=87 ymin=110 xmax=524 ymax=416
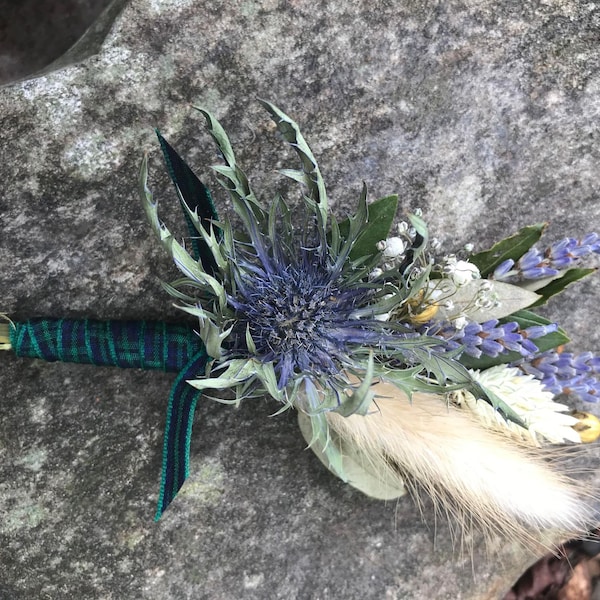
xmin=1 ymin=0 xmax=600 ymax=598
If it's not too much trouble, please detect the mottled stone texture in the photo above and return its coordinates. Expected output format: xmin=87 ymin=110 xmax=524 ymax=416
xmin=1 ymin=1 xmax=600 ymax=598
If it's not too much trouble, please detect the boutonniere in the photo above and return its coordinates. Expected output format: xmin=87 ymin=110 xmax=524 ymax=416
xmin=3 ymin=102 xmax=599 ymax=545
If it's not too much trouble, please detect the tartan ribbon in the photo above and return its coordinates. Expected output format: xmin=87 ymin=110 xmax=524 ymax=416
xmin=10 ymin=318 xmax=198 ymax=372
xmin=156 ymin=348 xmax=208 ymax=520
xmin=5 ymin=133 xmax=223 ymax=517
xmin=10 ymin=318 xmax=209 ymax=517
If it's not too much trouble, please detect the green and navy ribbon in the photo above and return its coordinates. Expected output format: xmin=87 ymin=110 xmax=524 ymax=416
xmin=10 ymin=318 xmax=198 ymax=372
xmin=10 ymin=318 xmax=209 ymax=518
xmin=7 ymin=132 xmax=221 ymax=518
xmin=156 ymin=348 xmax=208 ymax=519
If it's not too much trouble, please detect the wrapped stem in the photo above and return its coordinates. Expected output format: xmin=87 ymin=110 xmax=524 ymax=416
xmin=8 ymin=318 xmax=200 ymax=373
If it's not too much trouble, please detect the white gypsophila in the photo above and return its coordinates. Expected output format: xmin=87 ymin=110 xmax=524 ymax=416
xmin=379 ymin=236 xmax=406 ymax=258
xmin=453 ymin=315 xmax=469 ymax=330
xmin=442 ymin=256 xmax=481 ymax=287
xmin=452 ymin=365 xmax=581 ymax=446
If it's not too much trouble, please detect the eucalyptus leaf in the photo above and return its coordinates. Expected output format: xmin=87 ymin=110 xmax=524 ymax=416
xmin=430 ymin=279 xmax=540 ymax=323
xmin=517 ymin=274 xmax=566 ymax=292
xmin=297 ymin=411 xmax=406 ymax=500
xmin=305 ymin=411 xmax=344 ymax=478
xmin=469 ymin=223 xmax=546 ymax=277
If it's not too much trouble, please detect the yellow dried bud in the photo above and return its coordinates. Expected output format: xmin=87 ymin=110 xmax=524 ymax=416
xmin=409 ymin=303 xmax=439 ymax=325
xmin=571 ymin=410 xmax=600 ymax=443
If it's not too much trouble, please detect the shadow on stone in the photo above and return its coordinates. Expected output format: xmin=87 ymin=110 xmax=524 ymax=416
xmin=0 ymin=0 xmax=129 ymax=86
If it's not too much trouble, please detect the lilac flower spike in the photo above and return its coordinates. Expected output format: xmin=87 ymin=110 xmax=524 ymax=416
xmin=519 ymin=350 xmax=600 ymax=403
xmin=422 ymin=319 xmax=557 ymax=360
xmin=494 ymin=234 xmax=600 ymax=282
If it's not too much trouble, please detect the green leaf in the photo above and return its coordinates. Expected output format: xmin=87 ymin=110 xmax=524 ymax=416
xmin=526 ymin=267 xmax=597 ymax=307
xmin=430 ymin=279 xmax=540 ymax=323
xmin=297 ymin=411 xmax=406 ymax=500
xmin=334 ymin=194 xmax=398 ymax=259
xmin=459 ymin=309 xmax=570 ymax=371
xmin=331 ymin=183 xmax=368 ymax=273
xmin=306 ymin=411 xmax=344 ymax=479
xmin=351 ymin=195 xmax=399 ymax=260
xmin=469 ymin=223 xmax=546 ymax=278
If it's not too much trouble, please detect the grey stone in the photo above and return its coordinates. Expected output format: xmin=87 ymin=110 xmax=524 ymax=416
xmin=1 ymin=0 xmax=599 ymax=598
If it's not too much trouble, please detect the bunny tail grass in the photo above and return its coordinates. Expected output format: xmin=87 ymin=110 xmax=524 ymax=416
xmin=0 ymin=318 xmax=13 ymax=351
xmin=324 ymin=381 xmax=597 ymax=547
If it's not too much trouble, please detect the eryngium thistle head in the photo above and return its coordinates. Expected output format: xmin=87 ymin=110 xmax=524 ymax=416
xmin=227 ymin=240 xmax=381 ymax=390
xmin=140 ymin=102 xmax=458 ymax=422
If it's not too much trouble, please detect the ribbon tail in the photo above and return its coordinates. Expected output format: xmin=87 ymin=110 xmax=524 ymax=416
xmin=155 ymin=349 xmax=209 ymax=520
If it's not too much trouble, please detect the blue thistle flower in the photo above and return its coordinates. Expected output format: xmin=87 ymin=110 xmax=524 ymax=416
xmin=140 ymin=102 xmax=453 ymax=433
xmin=226 ymin=214 xmax=390 ymax=390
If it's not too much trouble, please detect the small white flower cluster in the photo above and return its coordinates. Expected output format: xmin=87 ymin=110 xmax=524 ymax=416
xmin=472 ymin=280 xmax=497 ymax=310
xmin=425 ymin=276 xmax=500 ymax=327
xmin=377 ymin=236 xmax=406 ymax=259
xmin=442 ymin=255 xmax=481 ymax=287
xmin=374 ymin=219 xmax=421 ymax=272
